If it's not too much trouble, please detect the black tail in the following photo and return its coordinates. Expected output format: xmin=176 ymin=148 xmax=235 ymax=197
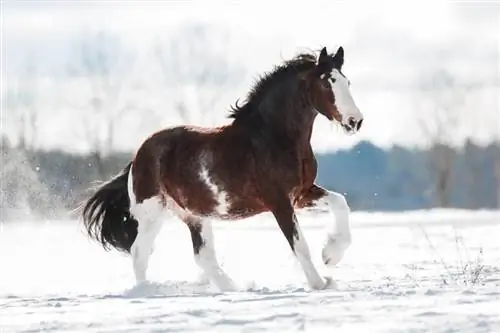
xmin=82 ymin=162 xmax=138 ymax=253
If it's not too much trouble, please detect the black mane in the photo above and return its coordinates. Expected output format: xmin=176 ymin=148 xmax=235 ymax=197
xmin=228 ymin=52 xmax=317 ymax=121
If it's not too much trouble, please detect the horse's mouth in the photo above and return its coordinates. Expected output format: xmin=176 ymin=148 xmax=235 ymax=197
xmin=342 ymin=124 xmax=357 ymax=135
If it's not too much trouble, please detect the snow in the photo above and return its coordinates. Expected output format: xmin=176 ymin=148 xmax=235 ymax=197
xmin=1 ymin=209 xmax=500 ymax=332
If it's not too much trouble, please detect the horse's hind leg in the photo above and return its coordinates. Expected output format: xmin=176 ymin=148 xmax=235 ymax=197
xmin=129 ymin=197 xmax=164 ymax=284
xmin=296 ymin=184 xmax=352 ymax=267
xmin=184 ymin=216 xmax=237 ymax=292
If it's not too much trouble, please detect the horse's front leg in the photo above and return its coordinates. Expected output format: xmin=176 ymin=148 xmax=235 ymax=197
xmin=296 ymin=184 xmax=352 ymax=267
xmin=270 ymin=201 xmax=333 ymax=290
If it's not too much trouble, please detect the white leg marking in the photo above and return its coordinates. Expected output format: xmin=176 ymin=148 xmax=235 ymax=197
xmin=292 ymin=216 xmax=333 ymax=290
xmin=199 ymin=155 xmax=230 ymax=215
xmin=129 ymin=196 xmax=165 ymax=284
xmin=320 ymin=191 xmax=352 ymax=267
xmin=193 ymin=220 xmax=236 ymax=292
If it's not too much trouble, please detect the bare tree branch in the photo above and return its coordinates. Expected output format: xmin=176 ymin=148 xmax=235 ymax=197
xmin=153 ymin=23 xmax=246 ymax=126
xmin=414 ymin=68 xmax=470 ymax=207
xmin=67 ymin=30 xmax=137 ymax=178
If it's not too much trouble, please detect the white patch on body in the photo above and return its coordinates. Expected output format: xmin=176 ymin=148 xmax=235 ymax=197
xmin=317 ymin=190 xmax=352 ymax=267
xmin=127 ymin=164 xmax=136 ymax=206
xmin=128 ymin=161 xmax=191 ymax=221
xmin=199 ymin=155 xmax=230 ymax=216
xmin=330 ymin=69 xmax=363 ymax=128
xmin=193 ymin=219 xmax=237 ymax=292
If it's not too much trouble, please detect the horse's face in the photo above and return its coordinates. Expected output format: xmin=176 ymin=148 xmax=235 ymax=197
xmin=310 ymin=47 xmax=363 ymax=135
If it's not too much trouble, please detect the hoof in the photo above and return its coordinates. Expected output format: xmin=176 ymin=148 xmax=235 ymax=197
xmin=322 ymin=250 xmax=343 ymax=267
xmin=217 ymin=283 xmax=238 ymax=293
xmin=322 ymin=234 xmax=350 ymax=267
xmin=309 ymin=277 xmax=337 ymax=290
xmin=196 ymin=272 xmax=211 ymax=285
xmin=213 ymin=277 xmax=238 ymax=292
xmin=135 ymin=279 xmax=149 ymax=287
xmin=322 ymin=247 xmax=343 ymax=267
xmin=322 ymin=276 xmax=337 ymax=290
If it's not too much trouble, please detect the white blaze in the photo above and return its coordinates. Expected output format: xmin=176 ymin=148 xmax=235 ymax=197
xmin=330 ymin=69 xmax=363 ymax=126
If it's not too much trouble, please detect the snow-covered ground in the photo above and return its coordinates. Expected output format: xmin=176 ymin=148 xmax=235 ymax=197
xmin=1 ymin=209 xmax=499 ymax=332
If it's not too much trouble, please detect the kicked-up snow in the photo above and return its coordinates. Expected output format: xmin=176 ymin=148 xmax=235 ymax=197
xmin=1 ymin=209 xmax=499 ymax=332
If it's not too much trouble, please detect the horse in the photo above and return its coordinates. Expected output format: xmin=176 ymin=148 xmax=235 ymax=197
xmin=82 ymin=46 xmax=363 ymax=291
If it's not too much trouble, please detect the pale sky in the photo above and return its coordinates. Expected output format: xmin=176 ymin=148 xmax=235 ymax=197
xmin=2 ymin=0 xmax=499 ymax=153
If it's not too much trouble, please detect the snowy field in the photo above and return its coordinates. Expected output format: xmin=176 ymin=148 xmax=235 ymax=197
xmin=1 ymin=209 xmax=499 ymax=332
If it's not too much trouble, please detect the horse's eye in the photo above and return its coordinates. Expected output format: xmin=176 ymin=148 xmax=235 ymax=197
xmin=330 ymin=78 xmax=336 ymax=83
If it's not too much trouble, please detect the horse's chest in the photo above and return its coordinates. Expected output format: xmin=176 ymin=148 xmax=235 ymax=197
xmin=273 ymin=150 xmax=317 ymax=196
xmin=301 ymin=156 xmax=317 ymax=186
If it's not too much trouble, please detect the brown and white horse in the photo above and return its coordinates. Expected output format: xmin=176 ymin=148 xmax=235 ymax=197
xmin=82 ymin=46 xmax=363 ymax=291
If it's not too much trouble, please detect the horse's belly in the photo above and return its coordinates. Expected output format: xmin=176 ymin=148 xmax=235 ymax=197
xmin=181 ymin=189 xmax=267 ymax=221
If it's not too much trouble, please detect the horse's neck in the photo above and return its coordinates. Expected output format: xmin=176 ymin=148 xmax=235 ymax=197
xmin=243 ymin=79 xmax=316 ymax=150
xmin=264 ymin=104 xmax=316 ymax=151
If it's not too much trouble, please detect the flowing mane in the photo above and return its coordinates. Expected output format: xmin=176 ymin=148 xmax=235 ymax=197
xmin=228 ymin=52 xmax=318 ymax=121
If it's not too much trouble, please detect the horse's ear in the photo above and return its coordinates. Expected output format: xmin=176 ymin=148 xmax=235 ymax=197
xmin=332 ymin=46 xmax=344 ymax=69
xmin=319 ymin=47 xmax=328 ymax=61
xmin=315 ymin=47 xmax=333 ymax=76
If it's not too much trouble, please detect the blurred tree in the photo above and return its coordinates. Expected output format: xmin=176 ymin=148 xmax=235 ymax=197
xmin=462 ymin=140 xmax=485 ymax=208
xmin=3 ymin=54 xmax=39 ymax=150
xmin=490 ymin=99 xmax=500 ymax=208
xmin=494 ymin=144 xmax=500 ymax=208
xmin=153 ymin=23 xmax=247 ymax=125
xmin=415 ymin=69 xmax=469 ymax=207
xmin=66 ymin=31 xmax=137 ymax=178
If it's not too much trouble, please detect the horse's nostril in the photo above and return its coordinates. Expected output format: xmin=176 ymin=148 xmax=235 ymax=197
xmin=348 ymin=117 xmax=356 ymax=128
xmin=356 ymin=119 xmax=363 ymax=131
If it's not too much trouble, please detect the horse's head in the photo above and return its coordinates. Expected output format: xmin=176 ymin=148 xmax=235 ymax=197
xmin=308 ymin=46 xmax=363 ymax=134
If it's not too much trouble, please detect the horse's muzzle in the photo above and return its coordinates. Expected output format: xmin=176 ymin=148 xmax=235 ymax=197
xmin=343 ymin=117 xmax=363 ymax=134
